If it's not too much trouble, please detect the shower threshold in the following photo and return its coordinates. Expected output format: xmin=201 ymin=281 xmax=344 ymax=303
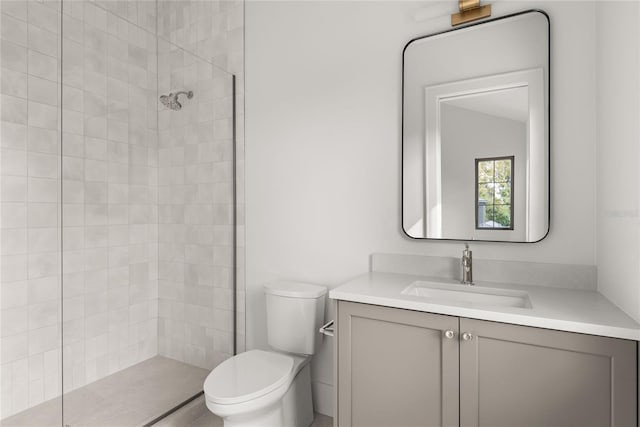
xmin=1 ymin=356 xmax=209 ymax=427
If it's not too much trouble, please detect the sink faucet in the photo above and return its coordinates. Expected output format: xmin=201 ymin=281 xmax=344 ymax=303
xmin=461 ymin=244 xmax=473 ymax=285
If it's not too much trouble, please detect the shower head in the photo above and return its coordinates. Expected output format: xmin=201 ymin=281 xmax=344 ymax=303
xmin=159 ymin=90 xmax=194 ymax=110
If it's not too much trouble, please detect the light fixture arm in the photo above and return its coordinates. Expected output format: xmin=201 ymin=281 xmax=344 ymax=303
xmin=451 ymin=0 xmax=491 ymax=26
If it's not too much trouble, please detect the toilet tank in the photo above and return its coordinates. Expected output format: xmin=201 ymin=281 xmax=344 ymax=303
xmin=264 ymin=282 xmax=327 ymax=355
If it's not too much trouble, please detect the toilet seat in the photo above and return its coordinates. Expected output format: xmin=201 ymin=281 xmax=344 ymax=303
xmin=204 ymin=350 xmax=297 ymax=405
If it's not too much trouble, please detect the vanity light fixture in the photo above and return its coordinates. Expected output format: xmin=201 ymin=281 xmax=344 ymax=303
xmin=451 ymin=0 xmax=491 ymax=26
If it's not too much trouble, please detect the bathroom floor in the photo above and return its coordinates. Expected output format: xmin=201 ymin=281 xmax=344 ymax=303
xmin=188 ymin=411 xmax=333 ymax=427
xmin=1 ymin=356 xmax=209 ymax=427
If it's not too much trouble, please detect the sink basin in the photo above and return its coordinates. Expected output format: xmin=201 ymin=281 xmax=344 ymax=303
xmin=402 ymin=281 xmax=532 ymax=309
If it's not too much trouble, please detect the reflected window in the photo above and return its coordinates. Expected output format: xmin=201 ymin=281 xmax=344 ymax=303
xmin=476 ymin=156 xmax=514 ymax=230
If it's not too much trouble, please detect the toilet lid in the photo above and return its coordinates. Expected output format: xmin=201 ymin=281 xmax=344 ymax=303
xmin=204 ymin=350 xmax=294 ymax=405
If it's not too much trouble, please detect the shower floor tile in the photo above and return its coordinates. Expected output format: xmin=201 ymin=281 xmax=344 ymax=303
xmin=1 ymin=356 xmax=210 ymax=427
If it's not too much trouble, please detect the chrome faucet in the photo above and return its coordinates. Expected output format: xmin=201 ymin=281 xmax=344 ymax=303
xmin=461 ymin=244 xmax=473 ymax=285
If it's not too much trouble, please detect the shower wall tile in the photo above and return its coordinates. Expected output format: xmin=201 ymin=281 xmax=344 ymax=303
xmin=1 ymin=2 xmax=27 ymax=21
xmin=1 ymin=41 xmax=28 ymax=74
xmin=60 ymin=0 xmax=158 ymax=399
xmin=2 ymin=0 xmax=243 ymax=419
xmin=1 ymin=3 xmax=62 ymax=409
xmin=27 ymin=76 xmax=58 ymax=106
xmin=27 ymin=50 xmax=56 ymax=81
xmin=27 ymin=101 xmax=58 ymax=130
xmin=28 ymin=24 xmax=58 ymax=56
xmin=1 ymin=69 xmax=28 ymax=99
xmin=0 ymin=0 xmax=158 ymax=419
xmin=1 ymin=14 xmax=28 ymax=47
xmin=157 ymin=39 xmax=238 ymax=370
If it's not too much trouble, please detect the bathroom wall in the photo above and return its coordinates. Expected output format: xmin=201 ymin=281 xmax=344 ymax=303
xmin=0 ymin=0 xmax=244 ymax=419
xmin=2 ymin=2 xmax=162 ymax=417
xmin=156 ymin=0 xmax=246 ymax=352
xmin=60 ymin=0 xmax=160 ymax=396
xmin=0 ymin=0 xmax=160 ymax=418
xmin=157 ymin=0 xmax=243 ymax=75
xmin=245 ymin=0 xmax=597 ymax=415
xmin=156 ymin=39 xmax=236 ymax=369
xmin=1 ymin=1 xmax=63 ymax=416
xmin=595 ymin=2 xmax=640 ymax=323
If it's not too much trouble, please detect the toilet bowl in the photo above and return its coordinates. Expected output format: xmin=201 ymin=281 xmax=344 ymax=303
xmin=203 ymin=281 xmax=327 ymax=427
xmin=204 ymin=349 xmax=313 ymax=427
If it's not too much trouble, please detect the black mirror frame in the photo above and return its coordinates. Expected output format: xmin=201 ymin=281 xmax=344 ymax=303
xmin=400 ymin=9 xmax=551 ymax=244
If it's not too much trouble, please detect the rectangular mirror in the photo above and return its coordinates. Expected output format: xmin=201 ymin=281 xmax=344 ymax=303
xmin=402 ymin=10 xmax=549 ymax=242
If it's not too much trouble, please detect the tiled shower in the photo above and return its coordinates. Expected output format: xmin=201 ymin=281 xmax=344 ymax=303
xmin=0 ymin=0 xmax=244 ymax=424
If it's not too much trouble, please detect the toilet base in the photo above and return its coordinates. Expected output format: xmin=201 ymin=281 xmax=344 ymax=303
xmin=214 ymin=361 xmax=314 ymax=427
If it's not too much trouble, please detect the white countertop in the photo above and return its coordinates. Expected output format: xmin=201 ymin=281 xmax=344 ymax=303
xmin=329 ymin=272 xmax=640 ymax=341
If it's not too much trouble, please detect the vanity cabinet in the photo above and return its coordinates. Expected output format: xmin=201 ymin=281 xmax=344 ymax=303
xmin=336 ymin=301 xmax=460 ymax=426
xmin=335 ymin=301 xmax=637 ymax=427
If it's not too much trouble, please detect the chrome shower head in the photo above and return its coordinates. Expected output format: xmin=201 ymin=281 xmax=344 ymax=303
xmin=159 ymin=90 xmax=194 ymax=111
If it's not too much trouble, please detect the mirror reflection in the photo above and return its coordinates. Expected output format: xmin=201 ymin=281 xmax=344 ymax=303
xmin=402 ymin=11 xmax=549 ymax=242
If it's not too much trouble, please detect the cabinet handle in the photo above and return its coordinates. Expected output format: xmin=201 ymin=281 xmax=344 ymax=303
xmin=443 ymin=330 xmax=455 ymax=339
xmin=462 ymin=332 xmax=474 ymax=341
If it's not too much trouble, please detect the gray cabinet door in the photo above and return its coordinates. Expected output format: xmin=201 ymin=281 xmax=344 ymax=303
xmin=459 ymin=318 xmax=637 ymax=427
xmin=336 ymin=301 xmax=459 ymax=427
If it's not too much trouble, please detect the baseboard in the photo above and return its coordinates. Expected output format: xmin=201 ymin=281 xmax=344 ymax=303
xmin=312 ymin=381 xmax=333 ymax=417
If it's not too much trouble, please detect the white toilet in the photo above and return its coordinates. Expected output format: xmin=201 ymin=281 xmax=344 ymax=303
xmin=204 ymin=281 xmax=327 ymax=427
